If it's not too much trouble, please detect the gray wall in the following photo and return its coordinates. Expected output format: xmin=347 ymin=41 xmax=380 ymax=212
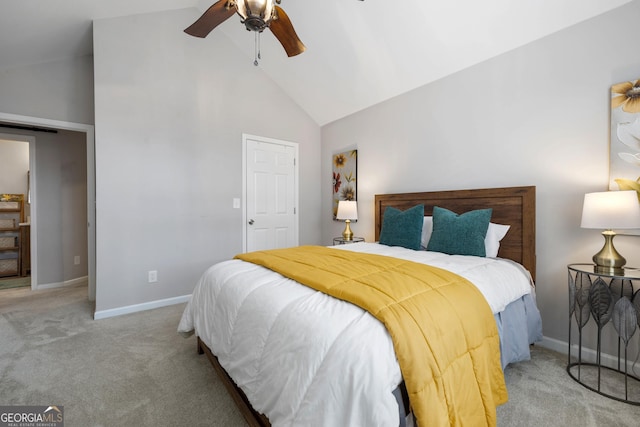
xmin=36 ymin=130 xmax=88 ymax=284
xmin=92 ymin=9 xmax=321 ymax=312
xmin=321 ymin=1 xmax=640 ymax=353
xmin=0 ymin=56 xmax=94 ymax=125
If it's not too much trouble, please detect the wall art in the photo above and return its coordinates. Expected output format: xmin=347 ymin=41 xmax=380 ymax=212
xmin=332 ymin=149 xmax=357 ymax=219
xmin=610 ymin=78 xmax=640 ymax=197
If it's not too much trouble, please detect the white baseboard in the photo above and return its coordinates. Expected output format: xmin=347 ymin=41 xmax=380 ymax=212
xmin=538 ymin=335 xmax=640 ymax=374
xmin=538 ymin=335 xmax=568 ymax=354
xmin=35 ymin=275 xmax=88 ymax=290
xmin=93 ymin=294 xmax=191 ymax=320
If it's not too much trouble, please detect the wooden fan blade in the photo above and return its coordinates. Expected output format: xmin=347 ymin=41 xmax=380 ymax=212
xmin=269 ymin=6 xmax=306 ymax=57
xmin=184 ymin=1 xmax=236 ymax=38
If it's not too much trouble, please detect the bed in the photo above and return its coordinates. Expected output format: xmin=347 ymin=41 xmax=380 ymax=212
xmin=178 ymin=186 xmax=542 ymax=426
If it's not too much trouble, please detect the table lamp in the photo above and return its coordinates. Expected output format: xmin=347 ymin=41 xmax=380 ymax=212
xmin=581 ymin=190 xmax=640 ymax=275
xmin=336 ymin=200 xmax=358 ymax=241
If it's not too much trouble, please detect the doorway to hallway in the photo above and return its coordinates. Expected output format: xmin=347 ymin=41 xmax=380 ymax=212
xmin=0 ymin=113 xmax=96 ymax=305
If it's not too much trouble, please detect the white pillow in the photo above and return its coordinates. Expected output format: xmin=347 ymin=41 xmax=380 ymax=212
xmin=484 ymin=222 xmax=510 ymax=258
xmin=421 ymin=216 xmax=434 ymax=249
xmin=421 ymin=216 xmax=510 ymax=258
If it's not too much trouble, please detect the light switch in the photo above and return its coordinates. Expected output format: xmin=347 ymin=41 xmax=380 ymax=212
xmin=233 ymin=198 xmax=240 ymax=209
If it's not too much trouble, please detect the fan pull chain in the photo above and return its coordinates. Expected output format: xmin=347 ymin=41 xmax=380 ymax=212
xmin=254 ymin=32 xmax=262 ymax=66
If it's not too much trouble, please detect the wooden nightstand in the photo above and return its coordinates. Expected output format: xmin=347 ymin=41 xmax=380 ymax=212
xmin=333 ymin=237 xmax=364 ymax=245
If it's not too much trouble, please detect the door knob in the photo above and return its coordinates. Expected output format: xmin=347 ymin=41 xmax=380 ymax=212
xmin=248 ymin=219 xmax=255 ymax=225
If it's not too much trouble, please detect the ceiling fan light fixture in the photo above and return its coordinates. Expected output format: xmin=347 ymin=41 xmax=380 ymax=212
xmin=184 ymin=0 xmax=305 ymax=59
xmin=235 ymin=0 xmax=275 ymax=32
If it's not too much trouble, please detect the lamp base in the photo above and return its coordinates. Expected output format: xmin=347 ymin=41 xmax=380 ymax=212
xmin=342 ymin=220 xmax=353 ymax=241
xmin=593 ymin=265 xmax=625 ymax=275
xmin=592 ymin=230 xmax=626 ymax=276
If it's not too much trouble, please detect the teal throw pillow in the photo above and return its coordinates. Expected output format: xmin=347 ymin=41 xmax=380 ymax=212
xmin=379 ymin=204 xmax=424 ymax=250
xmin=427 ymin=206 xmax=492 ymax=257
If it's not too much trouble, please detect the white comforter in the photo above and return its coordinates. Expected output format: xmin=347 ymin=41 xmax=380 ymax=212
xmin=178 ymin=243 xmax=533 ymax=427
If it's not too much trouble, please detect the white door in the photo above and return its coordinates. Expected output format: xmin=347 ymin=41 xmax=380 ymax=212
xmin=243 ymin=134 xmax=298 ymax=252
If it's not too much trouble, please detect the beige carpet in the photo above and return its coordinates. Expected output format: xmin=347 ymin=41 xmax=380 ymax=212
xmin=498 ymin=342 xmax=640 ymax=426
xmin=0 ymin=284 xmax=244 ymax=426
xmin=1 ymin=283 xmax=640 ymax=426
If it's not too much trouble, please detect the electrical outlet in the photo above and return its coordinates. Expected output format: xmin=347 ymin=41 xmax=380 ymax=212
xmin=74 ymin=255 xmax=80 ymax=265
xmin=148 ymin=270 xmax=158 ymax=283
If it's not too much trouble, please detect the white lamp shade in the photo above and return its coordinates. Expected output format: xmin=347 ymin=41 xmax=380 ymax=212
xmin=336 ymin=201 xmax=358 ymax=220
xmin=581 ymin=190 xmax=640 ymax=229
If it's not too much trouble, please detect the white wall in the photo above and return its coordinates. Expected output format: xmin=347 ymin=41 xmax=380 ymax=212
xmin=321 ymin=1 xmax=640 ymax=354
xmin=92 ymin=8 xmax=321 ymax=313
xmin=0 ymin=139 xmax=29 ymax=195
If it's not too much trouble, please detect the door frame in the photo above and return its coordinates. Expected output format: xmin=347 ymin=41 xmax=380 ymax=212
xmin=0 ymin=112 xmax=96 ymax=301
xmin=242 ymin=133 xmax=299 ymax=253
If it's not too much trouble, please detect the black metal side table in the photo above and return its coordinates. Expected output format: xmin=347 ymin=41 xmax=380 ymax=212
xmin=567 ymin=263 xmax=640 ymax=404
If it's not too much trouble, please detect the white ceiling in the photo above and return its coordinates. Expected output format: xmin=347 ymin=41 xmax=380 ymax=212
xmin=0 ymin=0 xmax=633 ymax=125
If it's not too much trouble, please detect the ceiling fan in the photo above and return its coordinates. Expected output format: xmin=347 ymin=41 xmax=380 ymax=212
xmin=184 ymin=0 xmax=306 ymax=58
xmin=185 ymin=1 xmax=364 ymax=61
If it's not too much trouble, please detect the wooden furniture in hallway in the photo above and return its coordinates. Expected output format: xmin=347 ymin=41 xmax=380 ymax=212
xmin=0 ymin=194 xmax=25 ymax=278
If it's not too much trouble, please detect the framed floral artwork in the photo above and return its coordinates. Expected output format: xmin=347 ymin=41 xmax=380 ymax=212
xmin=609 ymin=78 xmax=640 ymax=196
xmin=332 ymin=150 xmax=357 ymax=219
xmin=610 ymin=78 xmax=640 ymax=235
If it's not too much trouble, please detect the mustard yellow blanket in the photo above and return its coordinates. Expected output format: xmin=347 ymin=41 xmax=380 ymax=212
xmin=236 ymin=245 xmax=508 ymax=426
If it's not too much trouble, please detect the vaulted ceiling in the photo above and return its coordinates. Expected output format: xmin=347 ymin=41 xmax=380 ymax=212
xmin=0 ymin=0 xmax=633 ymax=125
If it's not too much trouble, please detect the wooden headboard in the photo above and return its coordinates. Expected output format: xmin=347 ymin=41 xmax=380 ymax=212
xmin=374 ymin=186 xmax=536 ymax=280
